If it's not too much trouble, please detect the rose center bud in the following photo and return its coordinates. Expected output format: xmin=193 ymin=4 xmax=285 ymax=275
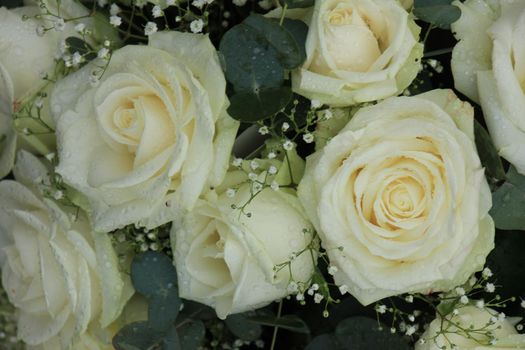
xmin=187 ymin=225 xmax=231 ymax=290
xmin=382 ymin=177 xmax=424 ymax=220
xmin=113 ymin=105 xmax=143 ymax=145
xmin=324 ymin=5 xmax=381 ymax=72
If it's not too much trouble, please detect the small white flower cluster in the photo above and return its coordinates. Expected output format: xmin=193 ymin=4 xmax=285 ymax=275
xmin=210 ymin=337 xmax=264 ymax=350
xmin=231 ymin=156 xmax=281 ymax=196
xmin=192 ymin=0 xmax=214 ymax=9
xmin=190 ymin=19 xmax=205 ymax=33
xmin=112 ymin=223 xmax=173 ymax=256
xmin=288 ymin=280 xmax=326 ymax=308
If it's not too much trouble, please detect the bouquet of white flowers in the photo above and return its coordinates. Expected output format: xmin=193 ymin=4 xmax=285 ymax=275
xmin=0 ymin=0 xmax=524 ymax=349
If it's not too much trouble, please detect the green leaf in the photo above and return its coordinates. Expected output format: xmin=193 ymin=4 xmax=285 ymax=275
xmin=131 ymin=251 xmax=178 ymax=299
xmin=474 ymin=120 xmax=506 ymax=181
xmin=243 ymin=14 xmax=305 ymax=69
xmin=248 ymin=314 xmax=310 ymax=334
xmin=278 ymin=0 xmax=315 ymax=8
xmin=148 ymin=295 xmax=182 ymax=332
xmin=65 ymin=37 xmax=96 ymax=64
xmin=281 ymin=19 xmax=308 ymax=62
xmin=178 ymin=300 xmax=216 ymax=321
xmin=220 ymin=22 xmax=284 ymax=91
xmin=219 ymin=14 xmax=305 ymax=92
xmin=227 ymin=86 xmax=292 ymax=122
xmin=112 ymin=321 xmax=166 ymax=350
xmin=225 ymin=312 xmax=263 ymax=341
xmin=178 ymin=320 xmax=206 ymax=350
xmin=162 ymin=326 xmax=182 ymax=350
xmin=131 ymin=252 xmax=181 ymax=331
xmin=113 ymin=321 xmax=181 ymax=350
xmin=335 ymin=317 xmax=411 ymax=350
xmin=490 ymin=167 xmax=525 ymax=230
xmin=436 ymin=300 xmax=456 ymax=317
xmin=413 ymin=0 xmax=461 ymax=30
xmin=305 ymin=334 xmax=340 ymax=350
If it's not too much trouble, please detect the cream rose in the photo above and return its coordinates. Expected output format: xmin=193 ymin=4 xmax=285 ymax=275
xmin=0 ymin=151 xmax=133 ymax=349
xmin=451 ymin=0 xmax=525 ymax=174
xmin=0 ymin=6 xmax=62 ymax=178
xmin=52 ymin=32 xmax=239 ymax=232
xmin=30 ymin=295 xmax=148 ymax=350
xmin=416 ymin=306 xmax=525 ymax=350
xmin=292 ymin=0 xmax=423 ymax=106
xmin=173 ymin=163 xmax=316 ymax=319
xmin=298 ymin=89 xmax=494 ymax=305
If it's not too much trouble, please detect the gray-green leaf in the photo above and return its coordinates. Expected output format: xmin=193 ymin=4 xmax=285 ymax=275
xmin=414 ymin=0 xmax=461 ymax=30
xmin=131 ymin=252 xmax=181 ymax=331
xmin=335 ymin=317 xmax=411 ymax=350
xmin=474 ymin=119 xmax=506 ymax=181
xmin=248 ymin=314 xmax=310 ymax=334
xmin=225 ymin=312 xmax=263 ymax=341
xmin=490 ymin=167 xmax=525 ymax=230
xmin=178 ymin=320 xmax=206 ymax=350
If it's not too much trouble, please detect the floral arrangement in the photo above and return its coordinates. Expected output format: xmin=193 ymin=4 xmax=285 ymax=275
xmin=1 ymin=0 xmax=525 ymax=349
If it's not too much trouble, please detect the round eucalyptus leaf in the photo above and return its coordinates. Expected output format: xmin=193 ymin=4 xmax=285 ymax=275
xmin=148 ymin=293 xmax=182 ymax=332
xmin=131 ymin=251 xmax=178 ymax=298
xmin=225 ymin=312 xmax=263 ymax=341
xmin=228 ymin=86 xmax=292 ymax=122
xmin=112 ymin=321 xmax=165 ymax=350
xmin=178 ymin=320 xmax=206 ymax=350
xmin=305 ymin=334 xmax=340 ymax=350
xmin=244 ymin=14 xmax=305 ymax=69
xmin=220 ymin=23 xmax=284 ymax=92
xmin=281 ymin=18 xmax=308 ymax=62
xmin=414 ymin=0 xmax=461 ymax=30
xmin=490 ymin=167 xmax=525 ymax=231
xmin=335 ymin=317 xmax=411 ymax=350
xmin=131 ymin=252 xmax=181 ymax=331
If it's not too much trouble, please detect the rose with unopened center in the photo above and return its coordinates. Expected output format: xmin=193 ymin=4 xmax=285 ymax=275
xmin=52 ymin=31 xmax=239 ymax=231
xmin=298 ymin=89 xmax=494 ymax=304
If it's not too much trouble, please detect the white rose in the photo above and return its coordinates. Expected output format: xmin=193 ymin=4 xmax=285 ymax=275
xmin=0 ymin=151 xmax=133 ymax=349
xmin=451 ymin=0 xmax=525 ymax=174
xmin=0 ymin=6 xmax=61 ymax=178
xmin=52 ymin=31 xmax=239 ymax=232
xmin=416 ymin=306 xmax=525 ymax=350
xmin=399 ymin=0 xmax=413 ymax=10
xmin=292 ymin=0 xmax=423 ymax=106
xmin=30 ymin=295 xmax=148 ymax=350
xmin=450 ymin=0 xmax=500 ymax=103
xmin=298 ymin=89 xmax=494 ymax=305
xmin=173 ymin=164 xmax=316 ymax=319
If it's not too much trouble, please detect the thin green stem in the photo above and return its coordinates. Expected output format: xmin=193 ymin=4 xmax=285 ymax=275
xmin=279 ymin=4 xmax=288 ymax=26
xmin=270 ymin=301 xmax=283 ymax=350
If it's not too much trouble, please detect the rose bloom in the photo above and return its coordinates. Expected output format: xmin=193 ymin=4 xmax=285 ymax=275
xmin=52 ymin=32 xmax=239 ymax=232
xmin=292 ymin=0 xmax=423 ymax=106
xmin=298 ymin=89 xmax=494 ymax=305
xmin=173 ymin=161 xmax=316 ymax=319
xmin=0 ymin=6 xmax=61 ymax=178
xmin=451 ymin=0 xmax=525 ymax=174
xmin=0 ymin=151 xmax=133 ymax=349
xmin=416 ymin=306 xmax=525 ymax=350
